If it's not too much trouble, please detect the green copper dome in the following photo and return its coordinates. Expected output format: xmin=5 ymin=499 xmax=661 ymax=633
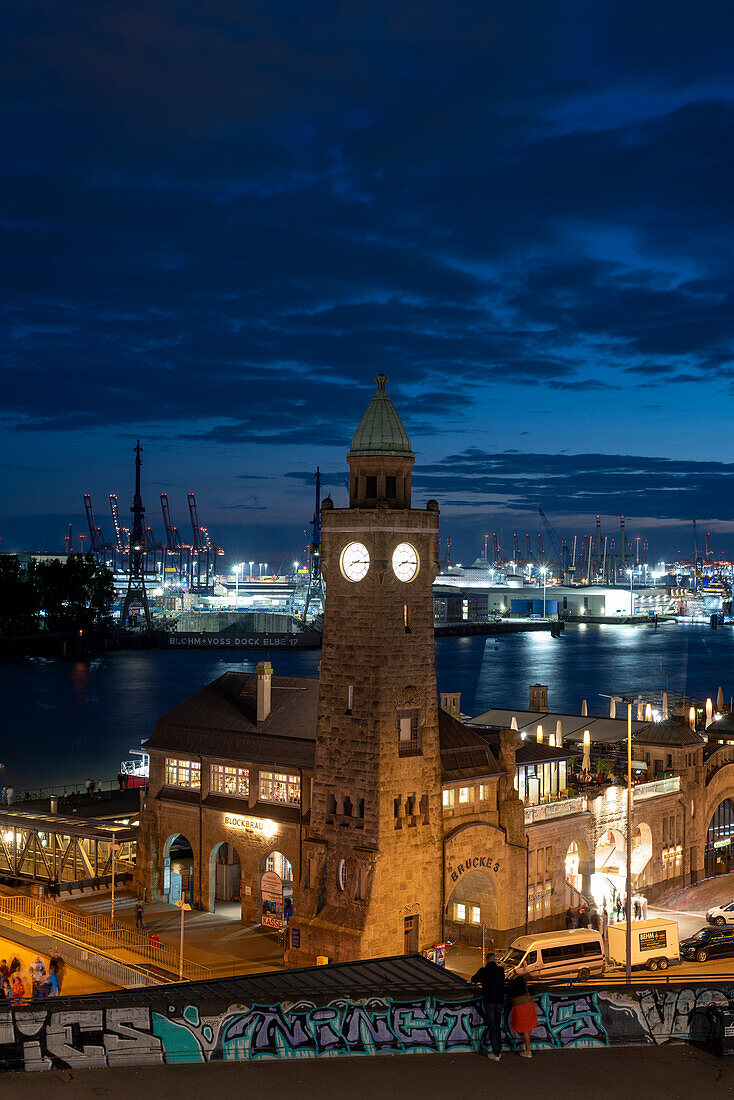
xmin=349 ymin=375 xmax=414 ymax=457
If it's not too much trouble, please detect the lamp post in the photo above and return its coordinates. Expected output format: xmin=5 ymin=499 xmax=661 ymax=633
xmin=235 ymin=562 xmax=245 ymax=607
xmin=626 ymin=702 xmax=633 ymax=986
xmin=541 ymin=566 xmax=547 ymax=618
xmin=248 ymin=560 xmax=254 ymax=581
xmin=628 ymin=568 xmax=634 ymax=620
xmin=174 ymin=898 xmax=192 ymax=980
xmin=110 ymin=841 xmax=121 ymax=922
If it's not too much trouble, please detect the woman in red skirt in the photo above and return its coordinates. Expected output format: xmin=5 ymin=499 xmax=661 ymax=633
xmin=507 ymin=972 xmax=538 ymax=1059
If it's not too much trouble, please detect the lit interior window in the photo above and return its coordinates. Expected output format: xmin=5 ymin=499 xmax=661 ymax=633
xmin=455 ymin=903 xmax=466 ymax=922
xmin=470 ymin=905 xmax=480 ymax=924
xmin=442 ymin=789 xmax=455 ymax=808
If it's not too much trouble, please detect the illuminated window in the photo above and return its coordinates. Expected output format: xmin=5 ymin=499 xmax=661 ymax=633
xmin=479 ymin=784 xmax=491 ymax=800
xmin=210 ymin=765 xmax=249 ymax=798
xmin=165 ymin=758 xmax=200 ymax=790
xmin=459 ymin=786 xmax=472 ymax=804
xmin=259 ymin=770 xmax=301 ymax=805
xmin=442 ymin=789 xmax=455 ymax=809
xmin=470 ymin=905 xmax=481 ymax=924
xmin=455 ymin=903 xmax=466 ymax=922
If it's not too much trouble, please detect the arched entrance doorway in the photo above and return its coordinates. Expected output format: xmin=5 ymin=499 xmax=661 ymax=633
xmin=163 ymin=833 xmax=194 ymax=905
xmin=592 ymin=829 xmax=625 ymax=908
xmin=208 ymin=842 xmax=242 ymax=918
xmin=259 ymin=850 xmax=293 ymax=930
xmin=706 ymin=798 xmax=734 ymax=877
xmin=445 ymin=869 xmax=500 ymax=949
xmin=564 ymin=839 xmax=591 ymax=906
xmin=631 ymin=823 xmax=653 ymax=885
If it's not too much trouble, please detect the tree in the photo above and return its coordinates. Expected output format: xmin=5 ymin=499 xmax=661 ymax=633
xmin=0 ymin=557 xmax=38 ymax=634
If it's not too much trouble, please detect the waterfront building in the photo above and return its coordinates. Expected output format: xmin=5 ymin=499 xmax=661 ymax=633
xmin=135 ymin=378 xmax=734 ymax=959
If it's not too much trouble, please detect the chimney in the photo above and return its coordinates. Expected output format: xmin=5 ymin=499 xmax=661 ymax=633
xmin=529 ymin=683 xmax=548 ymax=711
xmin=440 ymin=691 xmax=461 ymax=719
xmin=256 ymin=661 xmax=273 ymax=723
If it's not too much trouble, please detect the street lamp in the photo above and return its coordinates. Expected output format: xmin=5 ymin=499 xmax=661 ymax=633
xmin=625 ymin=702 xmax=633 ymax=986
xmin=540 ymin=566 xmax=547 ymax=618
xmin=248 ymin=560 xmax=254 ymax=581
xmin=627 ymin=568 xmax=634 ymax=619
xmin=174 ymin=898 xmax=192 ymax=980
xmin=110 ymin=841 xmax=121 ymax=922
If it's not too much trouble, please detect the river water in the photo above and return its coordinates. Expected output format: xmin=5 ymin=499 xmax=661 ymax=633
xmin=2 ymin=623 xmax=733 ymax=791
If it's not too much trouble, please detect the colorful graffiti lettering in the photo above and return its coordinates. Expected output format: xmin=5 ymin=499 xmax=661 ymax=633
xmin=0 ymin=987 xmax=727 ymax=1071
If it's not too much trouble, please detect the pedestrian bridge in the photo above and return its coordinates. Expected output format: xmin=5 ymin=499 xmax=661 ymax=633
xmin=0 ymin=808 xmax=136 ymax=890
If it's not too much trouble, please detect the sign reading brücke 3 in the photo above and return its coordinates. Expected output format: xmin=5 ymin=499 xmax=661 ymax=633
xmin=449 ymin=856 xmax=501 ymax=883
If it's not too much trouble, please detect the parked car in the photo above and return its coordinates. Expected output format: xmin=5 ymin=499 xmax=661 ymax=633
xmin=705 ymin=901 xmax=734 ymax=926
xmin=680 ymin=926 xmax=734 ymax=963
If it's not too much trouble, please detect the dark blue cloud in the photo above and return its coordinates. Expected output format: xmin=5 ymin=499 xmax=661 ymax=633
xmin=3 ymin=0 xmax=734 ymax=558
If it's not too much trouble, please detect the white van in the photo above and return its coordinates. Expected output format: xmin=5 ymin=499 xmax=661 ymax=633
xmin=499 ymin=929 xmax=606 ymax=983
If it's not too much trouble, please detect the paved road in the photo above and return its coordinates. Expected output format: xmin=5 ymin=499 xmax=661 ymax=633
xmin=0 ymin=1046 xmax=730 ymax=1099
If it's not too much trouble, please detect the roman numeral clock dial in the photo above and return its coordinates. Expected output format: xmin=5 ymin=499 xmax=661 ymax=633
xmin=392 ymin=542 xmax=419 ymax=582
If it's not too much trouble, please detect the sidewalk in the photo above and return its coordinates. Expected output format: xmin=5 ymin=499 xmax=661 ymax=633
xmin=0 ymin=1044 xmax=726 ymax=1099
xmin=64 ymin=890 xmax=285 ymax=976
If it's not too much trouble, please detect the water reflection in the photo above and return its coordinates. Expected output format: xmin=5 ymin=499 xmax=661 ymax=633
xmin=0 ymin=624 xmax=731 ymax=789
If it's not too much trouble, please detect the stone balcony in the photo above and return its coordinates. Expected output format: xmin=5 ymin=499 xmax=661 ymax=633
xmin=523 ymin=775 xmax=681 ymax=824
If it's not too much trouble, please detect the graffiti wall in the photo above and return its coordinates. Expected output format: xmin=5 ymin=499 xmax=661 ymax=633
xmin=0 ymin=985 xmax=732 ymax=1071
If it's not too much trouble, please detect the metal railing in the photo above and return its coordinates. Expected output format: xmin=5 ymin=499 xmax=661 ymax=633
xmin=634 ymin=776 xmax=681 ymax=800
xmin=524 ymin=795 xmax=588 ymax=824
xmin=0 ymin=912 xmax=162 ymax=990
xmin=0 ymin=895 xmax=209 ymax=982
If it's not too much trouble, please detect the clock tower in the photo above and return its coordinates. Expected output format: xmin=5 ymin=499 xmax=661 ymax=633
xmin=289 ymin=375 xmax=444 ymax=964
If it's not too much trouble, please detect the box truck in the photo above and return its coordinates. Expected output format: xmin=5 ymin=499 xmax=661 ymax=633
xmin=607 ymin=918 xmax=680 ymax=972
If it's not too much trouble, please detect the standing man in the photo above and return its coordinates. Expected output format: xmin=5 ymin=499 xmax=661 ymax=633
xmin=136 ymin=900 xmax=145 ymax=931
xmin=471 ymin=951 xmax=505 ymax=1061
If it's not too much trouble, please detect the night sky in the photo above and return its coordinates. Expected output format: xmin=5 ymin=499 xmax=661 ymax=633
xmin=4 ymin=1 xmax=734 ymax=567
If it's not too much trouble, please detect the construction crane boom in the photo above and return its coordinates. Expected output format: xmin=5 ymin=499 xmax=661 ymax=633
xmin=536 ymin=504 xmax=562 ymax=564
xmin=83 ymin=494 xmax=103 ymax=553
xmin=160 ymin=494 xmax=177 ymax=550
xmin=188 ymin=493 xmax=203 ymax=549
xmin=109 ymin=494 xmax=126 ymax=552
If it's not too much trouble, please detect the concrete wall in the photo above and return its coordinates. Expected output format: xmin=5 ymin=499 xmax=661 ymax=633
xmin=3 ymin=982 xmax=733 ymax=1071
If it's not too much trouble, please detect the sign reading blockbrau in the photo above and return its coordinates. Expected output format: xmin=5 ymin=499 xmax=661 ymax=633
xmin=223 ymin=813 xmax=277 ymax=837
xmin=168 ymin=632 xmax=322 ymax=649
xmin=449 ymin=856 xmax=501 ymax=883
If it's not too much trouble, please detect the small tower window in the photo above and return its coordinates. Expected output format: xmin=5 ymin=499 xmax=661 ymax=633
xmin=385 ymin=475 xmax=397 ymax=498
xmin=346 ymin=684 xmax=353 ymax=714
xmin=366 ymin=476 xmax=377 ymax=497
xmin=404 ymin=604 xmax=412 ymax=633
xmin=397 ymin=708 xmax=421 ymax=756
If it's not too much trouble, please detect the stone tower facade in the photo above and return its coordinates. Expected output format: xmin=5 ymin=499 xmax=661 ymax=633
xmin=288 ymin=375 xmax=444 ymax=964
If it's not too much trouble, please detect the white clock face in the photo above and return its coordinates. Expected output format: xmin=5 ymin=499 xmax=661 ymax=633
xmin=340 ymin=541 xmax=370 ymax=581
xmin=392 ymin=542 xmax=419 ymax=582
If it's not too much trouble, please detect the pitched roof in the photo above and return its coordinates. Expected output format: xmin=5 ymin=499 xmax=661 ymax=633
xmin=439 ymin=708 xmax=503 ymax=782
xmin=471 ymin=707 xmax=652 ymax=746
xmin=143 ymin=672 xmax=319 ymax=769
xmin=349 ymin=374 xmax=414 ymax=457
xmin=633 ymin=718 xmax=705 ymax=748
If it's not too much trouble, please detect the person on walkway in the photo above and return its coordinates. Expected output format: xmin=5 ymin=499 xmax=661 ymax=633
xmin=615 ymin=896 xmax=623 ymax=921
xmin=471 ymin=951 xmax=505 ymax=1061
xmin=49 ymin=949 xmax=65 ymax=993
xmin=117 ymin=771 xmax=124 ymax=791
xmin=602 ymin=905 xmax=609 ymax=942
xmin=589 ymin=908 xmax=600 ymax=932
xmin=564 ymin=907 xmax=576 ymax=929
xmin=44 ymin=970 xmax=60 ymax=997
xmin=8 ymin=957 xmax=20 ymax=978
xmin=136 ymin=901 xmax=145 ymax=931
xmin=0 ymin=960 xmax=9 ymax=983
xmin=641 ymin=895 xmax=648 ymax=920
xmin=507 ymin=971 xmax=538 ymax=1059
xmin=11 ymin=975 xmax=25 ymax=1004
xmin=30 ymin=956 xmax=46 ymax=996
xmin=578 ymin=906 xmax=590 ymax=929
xmin=123 ymin=773 xmax=129 ymax=790
xmin=1 ymin=979 xmax=11 ymax=1006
